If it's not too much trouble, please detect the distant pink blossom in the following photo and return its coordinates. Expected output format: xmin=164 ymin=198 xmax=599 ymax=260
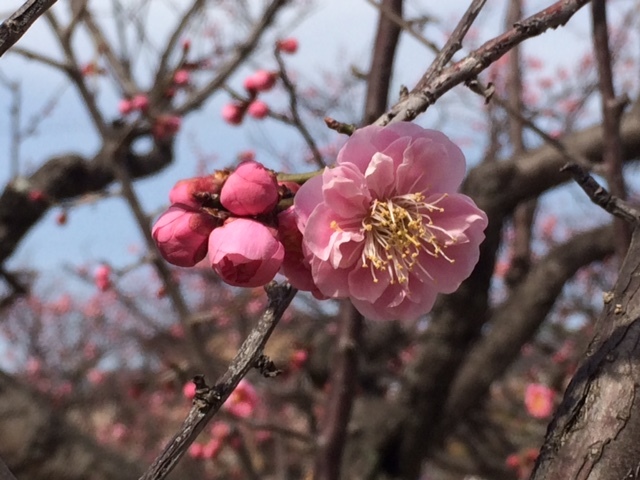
xmin=247 ymin=100 xmax=269 ymax=119
xmin=131 ymin=94 xmax=149 ymax=111
xmin=183 ymin=382 xmax=196 ymax=399
xmin=210 ymin=421 xmax=231 ymax=439
xmin=220 ymin=160 xmax=279 ymax=216
xmin=152 ymin=115 xmax=182 ymax=140
xmin=224 ymin=379 xmax=258 ymax=418
xmin=524 ymin=383 xmax=555 ymax=418
xmin=188 ymin=443 xmax=204 ymax=459
xmin=87 ymin=369 xmax=106 ymax=385
xmin=243 ymin=70 xmax=276 ymax=92
xmin=277 ymin=37 xmax=298 ymax=54
xmin=208 ymin=219 xmax=284 ymax=287
xmin=152 ymin=205 xmax=219 ymax=267
xmin=118 ymin=99 xmax=133 ymax=115
xmin=290 ymin=349 xmax=308 ymax=370
xmin=173 ymin=69 xmax=190 ymax=85
xmin=221 ymin=102 xmax=244 ymax=125
xmin=293 ymin=123 xmax=488 ymax=321
xmin=202 ymin=439 xmax=223 ymax=459
xmin=94 ymin=264 xmax=112 ymax=291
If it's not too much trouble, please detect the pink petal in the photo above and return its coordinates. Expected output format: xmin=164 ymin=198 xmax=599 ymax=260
xmin=294 ymin=173 xmax=325 ymax=231
xmin=396 ymin=135 xmax=466 ymax=194
xmin=322 ymin=164 xmax=371 ymax=217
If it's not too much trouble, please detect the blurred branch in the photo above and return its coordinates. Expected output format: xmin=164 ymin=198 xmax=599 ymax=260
xmin=0 ymin=457 xmax=16 ymax=480
xmin=592 ymin=0 xmax=631 ymax=256
xmin=140 ymin=282 xmax=296 ymax=480
xmin=108 ymin=127 xmax=210 ymax=373
xmin=274 ymin=48 xmax=325 ymax=167
xmin=503 ymin=0 xmax=536 ymax=288
xmin=362 ymin=0 xmax=403 ymax=125
xmin=313 ymin=301 xmax=363 ymax=480
xmin=376 ymin=0 xmax=591 ymax=125
xmin=446 ymin=224 xmax=615 ymax=422
xmin=0 ymin=0 xmax=57 ymax=57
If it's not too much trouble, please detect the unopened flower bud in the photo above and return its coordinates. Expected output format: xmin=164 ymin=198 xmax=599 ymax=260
xmin=220 ymin=161 xmax=278 ymax=216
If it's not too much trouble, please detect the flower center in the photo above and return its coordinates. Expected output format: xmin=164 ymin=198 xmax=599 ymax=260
xmin=361 ymin=193 xmax=456 ymax=285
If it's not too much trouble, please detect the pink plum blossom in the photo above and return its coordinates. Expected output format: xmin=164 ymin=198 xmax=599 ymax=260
xmin=524 ymin=383 xmax=555 ymax=418
xmin=118 ymin=99 xmax=133 ymax=115
xmin=293 ymin=122 xmax=488 ymax=321
xmin=183 ymin=382 xmax=196 ymax=399
xmin=224 ymin=379 xmax=258 ymax=418
xmin=277 ymin=38 xmax=298 ymax=54
xmin=208 ymin=218 xmax=284 ymax=287
xmin=188 ymin=443 xmax=204 ymax=459
xmin=221 ymin=102 xmax=244 ymax=125
xmin=220 ymin=160 xmax=279 ymax=216
xmin=247 ymin=100 xmax=269 ymax=119
xmin=243 ymin=70 xmax=276 ymax=92
xmin=152 ymin=115 xmax=182 ymax=140
xmin=94 ymin=264 xmax=112 ymax=291
xmin=152 ymin=204 xmax=219 ymax=267
xmin=131 ymin=94 xmax=149 ymax=111
xmin=173 ymin=69 xmax=190 ymax=85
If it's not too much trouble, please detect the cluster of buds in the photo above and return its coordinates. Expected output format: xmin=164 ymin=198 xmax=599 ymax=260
xmin=220 ymin=37 xmax=298 ymax=126
xmin=152 ymin=160 xmax=296 ymax=288
xmin=118 ymin=94 xmax=149 ymax=115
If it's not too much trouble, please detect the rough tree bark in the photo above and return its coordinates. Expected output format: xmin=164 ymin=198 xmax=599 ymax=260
xmin=531 ymin=226 xmax=640 ymax=479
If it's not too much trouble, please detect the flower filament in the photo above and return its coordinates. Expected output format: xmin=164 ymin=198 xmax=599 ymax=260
xmin=361 ymin=193 xmax=456 ymax=285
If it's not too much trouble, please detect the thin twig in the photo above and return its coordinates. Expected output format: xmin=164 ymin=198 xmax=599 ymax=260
xmin=421 ymin=0 xmax=487 ymax=85
xmin=139 ymin=282 xmax=297 ymax=480
xmin=561 ymin=162 xmax=640 ymax=225
xmin=274 ymin=48 xmax=325 ymax=167
xmin=0 ymin=0 xmax=57 ymax=57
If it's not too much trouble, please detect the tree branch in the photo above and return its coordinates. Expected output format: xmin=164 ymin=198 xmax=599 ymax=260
xmin=140 ymin=282 xmax=296 ymax=480
xmin=375 ymin=0 xmax=591 ymax=125
xmin=0 ymin=0 xmax=57 ymax=57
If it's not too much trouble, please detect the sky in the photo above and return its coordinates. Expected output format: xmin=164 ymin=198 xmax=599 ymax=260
xmin=0 ymin=0 xmax=619 ymax=296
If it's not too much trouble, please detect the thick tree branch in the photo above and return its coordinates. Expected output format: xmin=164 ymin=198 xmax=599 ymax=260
xmin=0 ymin=137 xmax=173 ymax=265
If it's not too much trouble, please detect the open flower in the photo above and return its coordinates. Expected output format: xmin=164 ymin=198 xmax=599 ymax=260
xmin=293 ymin=122 xmax=488 ymax=321
xmin=208 ymin=218 xmax=284 ymax=287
